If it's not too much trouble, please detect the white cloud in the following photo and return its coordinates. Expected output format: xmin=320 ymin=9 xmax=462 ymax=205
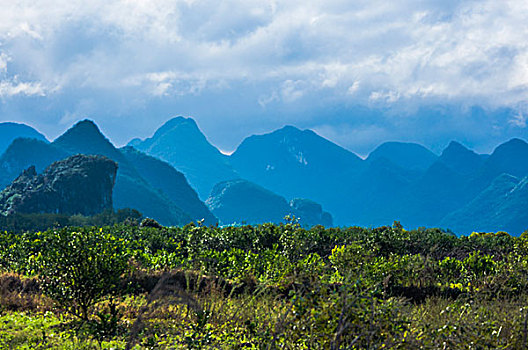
xmin=0 ymin=79 xmax=45 ymax=97
xmin=1 ymin=0 xmax=528 ymax=113
xmin=509 ymin=113 xmax=527 ymax=128
xmin=0 ymin=53 xmax=9 ymax=73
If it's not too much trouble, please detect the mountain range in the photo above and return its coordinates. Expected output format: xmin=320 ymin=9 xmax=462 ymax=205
xmin=0 ymin=120 xmax=214 ymax=226
xmin=1 ymin=117 xmax=528 ymax=235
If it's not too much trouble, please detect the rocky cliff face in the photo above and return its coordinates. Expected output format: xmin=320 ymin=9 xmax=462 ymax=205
xmin=0 ymin=154 xmax=117 ymax=216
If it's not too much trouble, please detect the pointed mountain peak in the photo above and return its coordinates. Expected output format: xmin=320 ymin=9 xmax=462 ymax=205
xmin=135 ymin=116 xmax=213 ymax=151
xmin=443 ymin=140 xmax=469 ymax=153
xmin=154 ymin=116 xmax=200 ymax=137
xmin=53 ymin=119 xmax=119 ymax=158
xmin=493 ymin=138 xmax=528 ymax=156
xmin=438 ymin=141 xmax=483 ymax=176
xmin=440 ymin=141 xmax=478 ymax=158
xmin=70 ymin=119 xmax=100 ymax=132
xmin=273 ymin=125 xmax=317 ymax=138
xmin=367 ymin=141 xmax=437 ymax=172
xmin=278 ymin=125 xmax=301 ymax=133
xmin=56 ymin=119 xmax=104 ymax=140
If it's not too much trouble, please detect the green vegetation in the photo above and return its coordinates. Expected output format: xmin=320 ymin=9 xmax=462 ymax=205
xmin=1 ymin=221 xmax=528 ymax=348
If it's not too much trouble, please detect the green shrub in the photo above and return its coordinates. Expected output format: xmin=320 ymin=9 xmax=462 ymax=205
xmin=32 ymin=227 xmax=130 ymax=320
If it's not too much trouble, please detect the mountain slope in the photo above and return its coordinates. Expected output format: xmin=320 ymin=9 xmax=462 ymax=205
xmin=230 ymin=125 xmax=362 ymax=225
xmin=206 ymin=179 xmax=333 ymax=226
xmin=120 ymin=146 xmax=216 ymax=224
xmin=0 ymin=120 xmax=208 ymax=225
xmin=470 ymin=138 xmax=528 ymax=195
xmin=51 ymin=120 xmax=199 ymax=225
xmin=437 ymin=141 xmax=485 ymax=176
xmin=339 ymin=156 xmax=416 ymax=227
xmin=129 ymin=116 xmax=239 ymax=199
xmin=0 ymin=138 xmax=68 ymax=189
xmin=206 ymin=179 xmax=291 ymax=225
xmin=0 ymin=122 xmax=48 ymax=155
xmin=440 ymin=174 xmax=528 ymax=235
xmin=367 ymin=141 xmax=437 ymax=173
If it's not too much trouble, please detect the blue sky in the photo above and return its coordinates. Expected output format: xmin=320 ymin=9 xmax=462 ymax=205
xmin=0 ymin=0 xmax=527 ymax=155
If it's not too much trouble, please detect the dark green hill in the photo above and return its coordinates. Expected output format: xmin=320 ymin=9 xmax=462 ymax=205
xmin=129 ymin=116 xmax=239 ymax=199
xmin=52 ymin=120 xmax=198 ymax=225
xmin=0 ymin=122 xmax=47 ymax=155
xmin=0 ymin=155 xmax=117 ymax=216
xmin=206 ymin=179 xmax=333 ymax=227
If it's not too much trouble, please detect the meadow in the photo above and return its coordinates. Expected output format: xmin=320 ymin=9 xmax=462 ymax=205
xmin=0 ymin=219 xmax=527 ymax=349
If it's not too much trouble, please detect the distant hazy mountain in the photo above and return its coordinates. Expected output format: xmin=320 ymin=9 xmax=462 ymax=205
xmin=470 ymin=138 xmax=528 ymax=193
xmin=404 ymin=161 xmax=467 ymax=227
xmin=400 ymin=142 xmax=485 ymax=227
xmin=0 ymin=120 xmax=215 ymax=226
xmin=0 ymin=122 xmax=47 ymax=155
xmin=206 ymin=179 xmax=291 ymax=225
xmin=206 ymin=179 xmax=333 ymax=227
xmin=230 ymin=125 xmax=362 ymax=224
xmin=53 ymin=120 xmax=126 ymax=161
xmin=344 ymin=156 xmax=415 ymax=227
xmin=289 ymin=198 xmax=333 ymax=228
xmin=129 ymin=116 xmax=239 ymax=200
xmin=0 ymin=138 xmax=68 ymax=189
xmin=2 ymin=118 xmax=528 ymax=234
xmin=441 ymin=174 xmax=528 ymax=235
xmin=437 ymin=141 xmax=486 ymax=176
xmin=120 ymin=146 xmax=216 ymax=224
xmin=367 ymin=141 xmax=437 ymax=173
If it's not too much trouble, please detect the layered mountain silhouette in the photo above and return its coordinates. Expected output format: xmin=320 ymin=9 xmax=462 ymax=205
xmin=367 ymin=141 xmax=437 ymax=173
xmin=437 ymin=141 xmax=486 ymax=176
xmin=129 ymin=117 xmax=239 ymax=200
xmin=441 ymin=174 xmax=528 ymax=234
xmin=2 ymin=117 xmax=528 ymax=234
xmin=0 ymin=120 xmax=214 ymax=226
xmin=230 ymin=125 xmax=362 ymax=224
xmin=120 ymin=146 xmax=215 ymax=224
xmin=206 ymin=179 xmax=333 ymax=227
xmin=131 ymin=117 xmax=528 ymax=234
xmin=0 ymin=122 xmax=47 ymax=155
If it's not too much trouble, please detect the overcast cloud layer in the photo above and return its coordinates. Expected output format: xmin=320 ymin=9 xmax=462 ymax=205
xmin=0 ymin=0 xmax=527 ymax=154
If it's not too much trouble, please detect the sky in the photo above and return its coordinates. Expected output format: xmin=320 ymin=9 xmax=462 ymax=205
xmin=0 ymin=0 xmax=528 ymax=156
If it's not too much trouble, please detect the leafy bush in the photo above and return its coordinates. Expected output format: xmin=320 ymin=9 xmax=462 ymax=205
xmin=32 ymin=227 xmax=130 ymax=320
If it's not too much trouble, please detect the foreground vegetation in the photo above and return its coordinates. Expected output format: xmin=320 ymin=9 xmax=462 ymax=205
xmin=1 ymin=219 xmax=528 ymax=348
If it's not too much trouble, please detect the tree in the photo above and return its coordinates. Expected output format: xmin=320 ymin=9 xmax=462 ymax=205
xmin=34 ymin=227 xmax=129 ymax=320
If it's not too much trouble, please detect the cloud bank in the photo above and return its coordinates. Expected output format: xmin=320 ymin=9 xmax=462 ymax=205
xmin=0 ymin=0 xmax=527 ymax=153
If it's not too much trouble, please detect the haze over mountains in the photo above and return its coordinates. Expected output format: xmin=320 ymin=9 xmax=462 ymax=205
xmin=1 ymin=117 xmax=528 ymax=235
